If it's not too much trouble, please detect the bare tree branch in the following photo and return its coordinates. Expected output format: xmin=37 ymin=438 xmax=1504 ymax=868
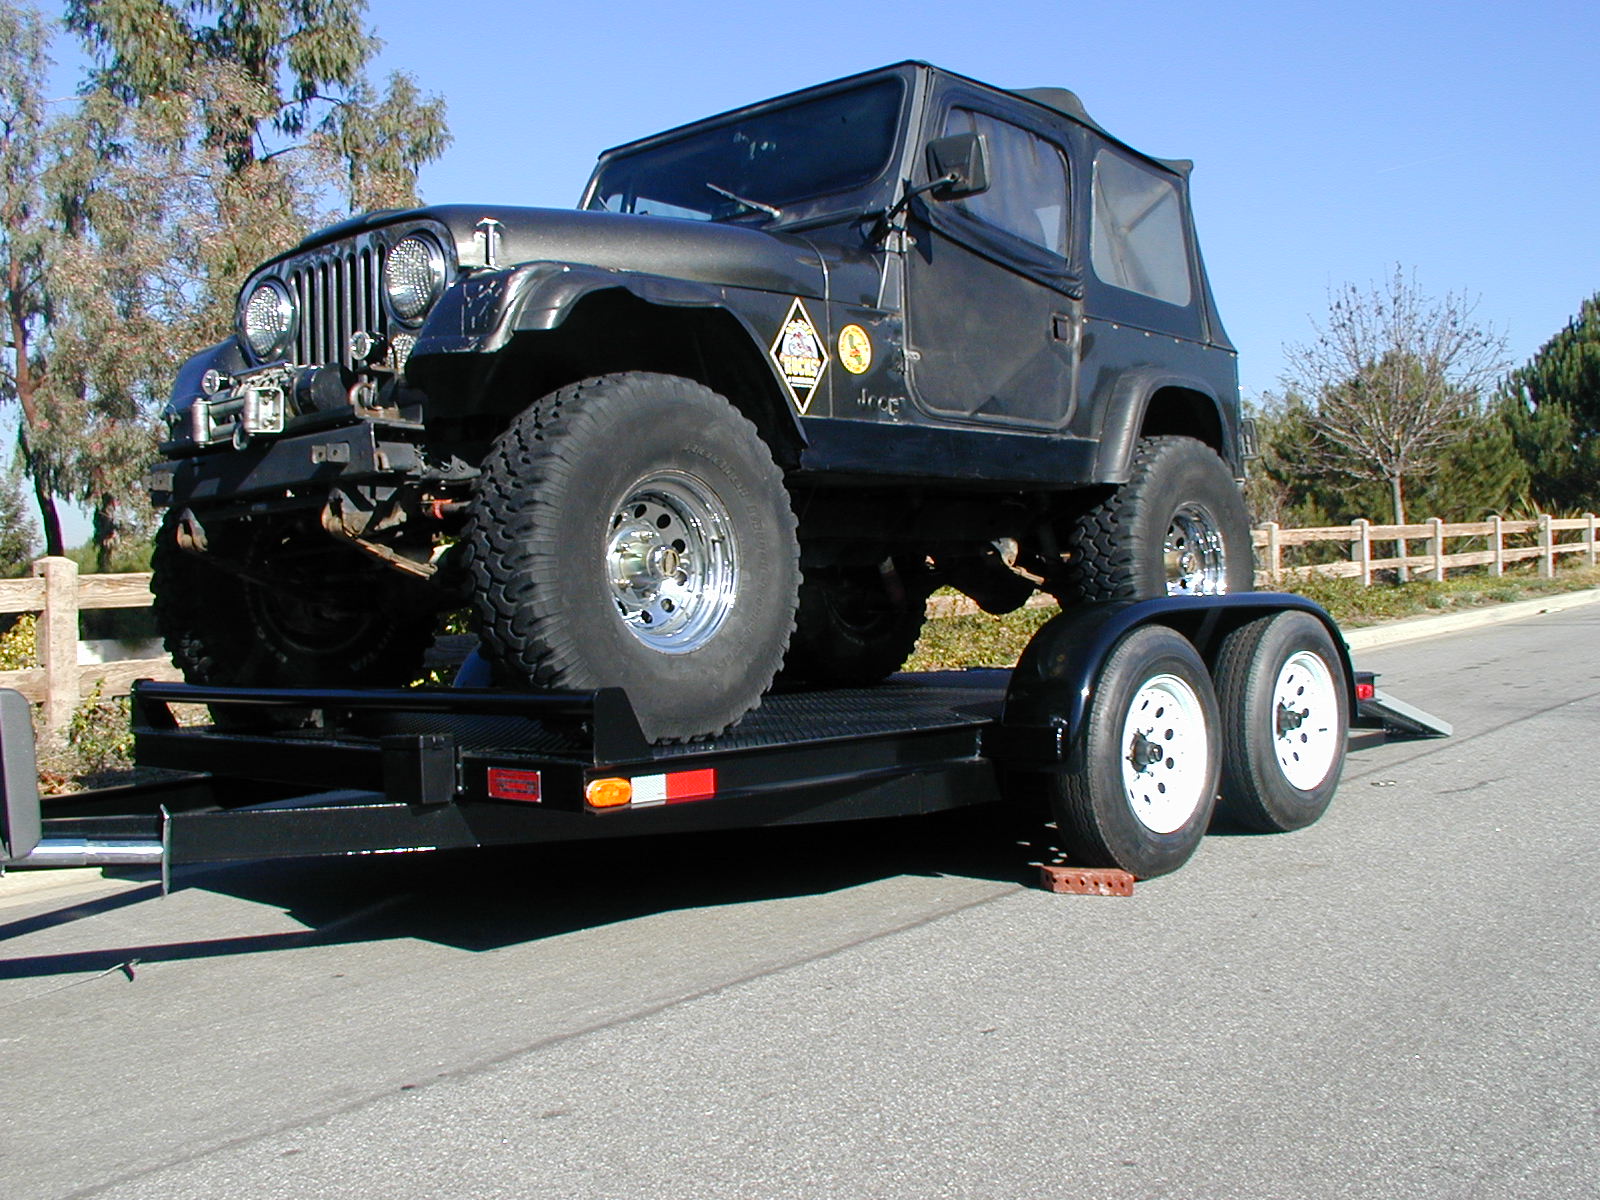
xmin=1281 ymin=267 xmax=1508 ymax=578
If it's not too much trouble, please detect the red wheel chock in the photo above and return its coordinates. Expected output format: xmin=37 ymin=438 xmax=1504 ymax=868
xmin=1039 ymin=865 xmax=1136 ymax=896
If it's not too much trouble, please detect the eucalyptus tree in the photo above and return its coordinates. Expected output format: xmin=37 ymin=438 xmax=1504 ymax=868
xmin=0 ymin=0 xmax=69 ymax=554
xmin=50 ymin=0 xmax=450 ymax=566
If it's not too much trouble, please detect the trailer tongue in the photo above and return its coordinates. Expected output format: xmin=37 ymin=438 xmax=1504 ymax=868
xmin=2 ymin=596 xmax=1447 ymax=888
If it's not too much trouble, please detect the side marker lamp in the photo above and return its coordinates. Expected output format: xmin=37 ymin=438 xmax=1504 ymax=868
xmin=586 ymin=777 xmax=633 ymax=808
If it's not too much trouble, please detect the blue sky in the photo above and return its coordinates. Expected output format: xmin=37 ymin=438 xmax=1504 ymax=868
xmin=30 ymin=0 xmax=1600 ymax=544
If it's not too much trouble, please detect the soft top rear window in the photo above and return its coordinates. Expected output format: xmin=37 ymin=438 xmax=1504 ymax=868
xmin=589 ymin=79 xmax=904 ymax=222
xmin=1090 ymin=150 xmax=1191 ymax=307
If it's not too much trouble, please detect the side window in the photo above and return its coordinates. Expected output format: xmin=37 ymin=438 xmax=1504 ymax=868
xmin=1090 ymin=150 xmax=1192 ymax=306
xmin=943 ymin=108 xmax=1068 ymax=258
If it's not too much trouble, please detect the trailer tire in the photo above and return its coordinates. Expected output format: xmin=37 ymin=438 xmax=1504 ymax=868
xmin=781 ymin=564 xmax=926 ymax=685
xmin=1214 ymin=611 xmax=1348 ymax=832
xmin=1050 ymin=624 xmax=1220 ymax=878
xmin=1059 ymin=435 xmax=1252 ymax=602
xmin=466 ymin=373 xmax=799 ymax=743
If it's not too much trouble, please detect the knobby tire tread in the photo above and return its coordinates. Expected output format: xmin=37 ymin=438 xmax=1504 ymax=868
xmin=464 ymin=374 xmax=798 ymax=742
xmin=1058 ymin=435 xmax=1250 ymax=605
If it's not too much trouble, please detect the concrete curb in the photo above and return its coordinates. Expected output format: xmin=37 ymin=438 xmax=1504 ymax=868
xmin=1342 ymin=587 xmax=1600 ymax=651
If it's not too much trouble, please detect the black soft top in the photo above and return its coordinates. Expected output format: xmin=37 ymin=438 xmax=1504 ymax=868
xmin=600 ymin=62 xmax=1192 ymax=179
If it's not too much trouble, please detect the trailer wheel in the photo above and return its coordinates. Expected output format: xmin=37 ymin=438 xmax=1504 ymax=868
xmin=781 ymin=564 xmax=926 ymax=685
xmin=1214 ymin=612 xmax=1348 ymax=832
xmin=466 ymin=373 xmax=799 ymax=743
xmin=1051 ymin=624 xmax=1220 ymax=878
xmin=1059 ymin=436 xmax=1253 ymax=602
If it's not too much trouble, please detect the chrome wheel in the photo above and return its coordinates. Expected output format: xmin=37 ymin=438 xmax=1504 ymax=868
xmin=606 ymin=470 xmax=738 ymax=653
xmin=1120 ymin=671 xmax=1211 ymax=834
xmin=1164 ymin=502 xmax=1229 ymax=595
xmin=1271 ymin=649 xmax=1341 ymax=790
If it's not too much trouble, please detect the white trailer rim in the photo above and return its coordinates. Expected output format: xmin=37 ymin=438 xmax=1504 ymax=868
xmin=1273 ymin=650 xmax=1341 ymax=790
xmin=1120 ymin=672 xmax=1210 ymax=834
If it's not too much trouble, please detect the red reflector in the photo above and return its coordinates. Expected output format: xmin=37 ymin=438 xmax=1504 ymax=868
xmin=487 ymin=768 xmax=542 ymax=803
xmin=1356 ymin=682 xmax=1375 ymax=701
xmin=665 ymin=768 xmax=716 ymax=804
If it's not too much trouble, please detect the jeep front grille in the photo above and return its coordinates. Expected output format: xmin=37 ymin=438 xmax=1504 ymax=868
xmin=286 ymin=242 xmax=389 ymax=370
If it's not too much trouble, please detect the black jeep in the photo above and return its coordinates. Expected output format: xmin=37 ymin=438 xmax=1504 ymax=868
xmin=149 ymin=62 xmax=1252 ymax=741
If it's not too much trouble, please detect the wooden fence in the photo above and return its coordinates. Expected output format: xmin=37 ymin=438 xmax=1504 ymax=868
xmin=0 ymin=557 xmax=180 ymax=733
xmin=2 ymin=513 xmax=1596 ymax=731
xmin=1253 ymin=514 xmax=1599 ymax=586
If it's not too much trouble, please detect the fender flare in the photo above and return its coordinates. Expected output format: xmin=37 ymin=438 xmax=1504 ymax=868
xmin=1090 ymin=368 xmax=1235 ymax=483
xmin=410 ymin=262 xmax=806 ymax=446
xmin=996 ymin=594 xmax=1355 ymax=771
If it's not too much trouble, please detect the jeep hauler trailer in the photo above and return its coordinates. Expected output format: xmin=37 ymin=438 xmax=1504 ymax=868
xmin=5 ymin=67 xmax=1451 ymax=888
xmin=2 ymin=595 xmax=1447 ymax=888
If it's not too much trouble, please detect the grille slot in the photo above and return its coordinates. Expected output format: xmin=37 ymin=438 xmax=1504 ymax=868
xmin=286 ymin=240 xmax=390 ymax=369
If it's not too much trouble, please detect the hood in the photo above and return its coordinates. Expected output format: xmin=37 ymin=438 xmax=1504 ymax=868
xmin=285 ymin=204 xmax=827 ymax=300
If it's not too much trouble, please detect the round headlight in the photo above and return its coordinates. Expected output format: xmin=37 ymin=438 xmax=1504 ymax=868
xmin=241 ymin=280 xmax=295 ymax=360
xmin=383 ymin=234 xmax=447 ymax=324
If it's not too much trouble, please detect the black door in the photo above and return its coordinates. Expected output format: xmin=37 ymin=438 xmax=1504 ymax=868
xmin=903 ymin=101 xmax=1083 ymax=431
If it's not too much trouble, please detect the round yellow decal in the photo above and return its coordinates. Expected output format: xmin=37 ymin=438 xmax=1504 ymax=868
xmin=838 ymin=324 xmax=873 ymax=375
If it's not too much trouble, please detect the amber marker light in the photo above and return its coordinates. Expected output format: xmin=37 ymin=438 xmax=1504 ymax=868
xmin=586 ymin=777 xmax=633 ymax=808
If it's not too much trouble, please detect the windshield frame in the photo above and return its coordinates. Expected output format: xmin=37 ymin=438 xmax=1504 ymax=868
xmin=580 ymin=68 xmax=916 ymax=232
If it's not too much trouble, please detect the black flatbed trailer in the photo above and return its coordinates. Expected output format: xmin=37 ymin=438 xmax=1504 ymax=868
xmin=1 ymin=596 xmax=1448 ymax=886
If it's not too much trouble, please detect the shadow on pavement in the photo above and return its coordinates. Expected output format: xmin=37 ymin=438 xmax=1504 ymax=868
xmin=0 ymin=805 xmax=1054 ymax=981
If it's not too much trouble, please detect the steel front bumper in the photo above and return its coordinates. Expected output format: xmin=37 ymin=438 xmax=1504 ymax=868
xmin=149 ymin=419 xmax=430 ymax=511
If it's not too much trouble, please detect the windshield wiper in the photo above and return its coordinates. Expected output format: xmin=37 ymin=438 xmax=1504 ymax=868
xmin=705 ymin=182 xmax=782 ymax=220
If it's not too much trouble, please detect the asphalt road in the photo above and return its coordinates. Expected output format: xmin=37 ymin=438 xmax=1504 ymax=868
xmin=2 ymin=604 xmax=1597 ymax=1199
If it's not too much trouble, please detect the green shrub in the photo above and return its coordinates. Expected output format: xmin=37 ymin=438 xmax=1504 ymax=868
xmin=61 ymin=683 xmax=135 ymax=780
xmin=0 ymin=613 xmax=36 ymax=670
xmin=905 ymin=563 xmax=1600 ymax=669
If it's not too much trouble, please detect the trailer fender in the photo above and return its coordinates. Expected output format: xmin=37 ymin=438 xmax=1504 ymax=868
xmin=995 ymin=593 xmax=1355 ymax=769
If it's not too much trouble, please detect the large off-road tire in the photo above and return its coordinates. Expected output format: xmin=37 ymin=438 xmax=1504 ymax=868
xmin=781 ymin=564 xmax=927 ymax=686
xmin=1214 ymin=611 xmax=1348 ymax=832
xmin=151 ymin=511 xmax=438 ymax=691
xmin=465 ymin=373 xmax=799 ymax=743
xmin=1059 ymin=435 xmax=1253 ymax=603
xmin=1048 ymin=624 xmax=1220 ymax=878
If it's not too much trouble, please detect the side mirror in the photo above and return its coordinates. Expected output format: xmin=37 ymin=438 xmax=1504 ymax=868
xmin=925 ymin=132 xmax=990 ymax=198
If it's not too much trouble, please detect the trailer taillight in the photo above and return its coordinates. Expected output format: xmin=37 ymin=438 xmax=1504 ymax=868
xmin=486 ymin=768 xmax=543 ymax=803
xmin=585 ymin=769 xmax=718 ymax=810
xmin=1356 ymin=682 xmax=1375 ymax=701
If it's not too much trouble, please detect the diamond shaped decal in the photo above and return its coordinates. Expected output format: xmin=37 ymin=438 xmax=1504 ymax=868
xmin=769 ymin=297 xmax=829 ymax=414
